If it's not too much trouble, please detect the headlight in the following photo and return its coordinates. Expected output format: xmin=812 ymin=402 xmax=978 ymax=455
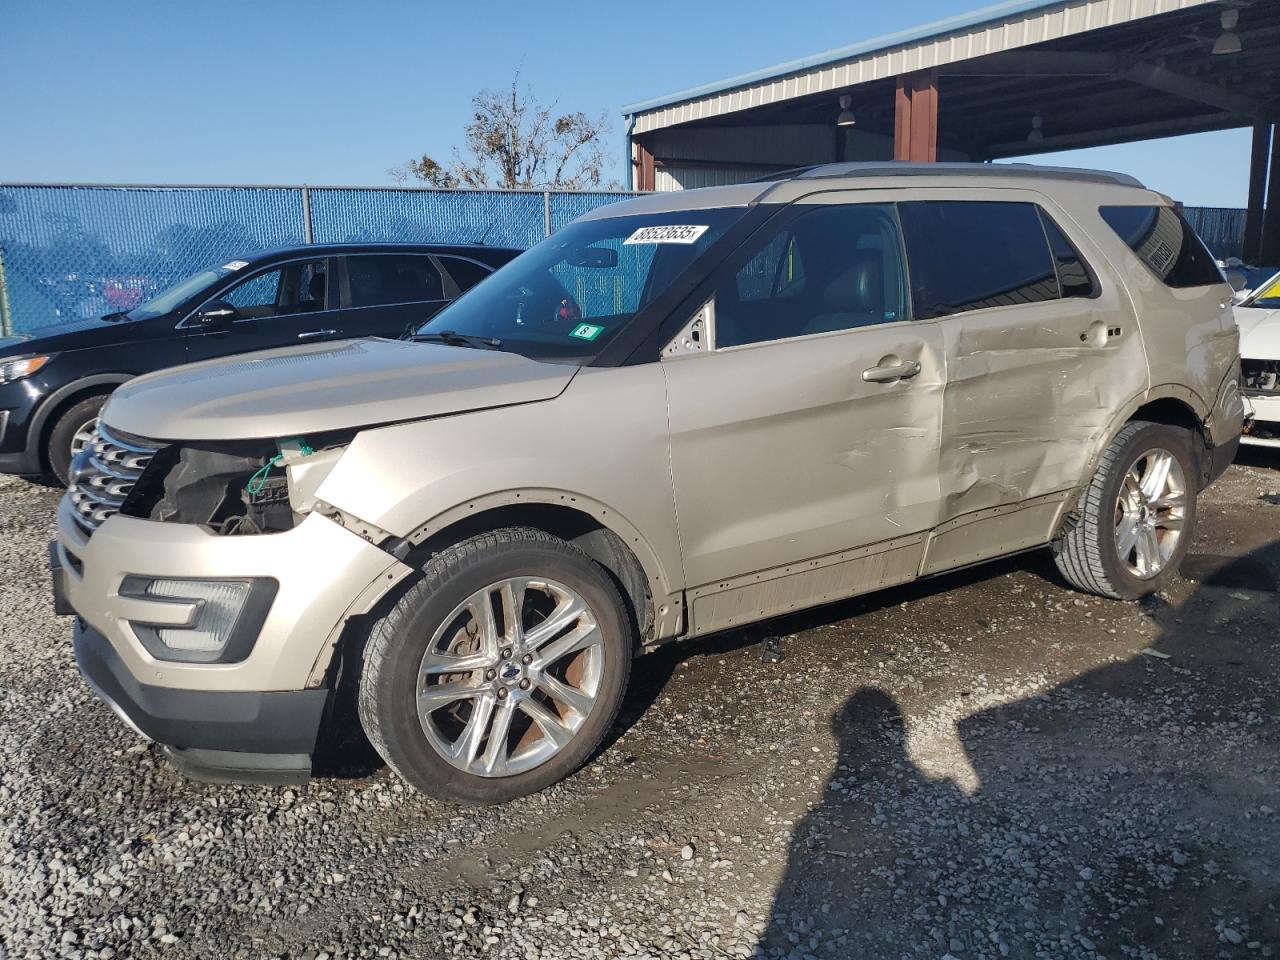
xmin=119 ymin=575 xmax=277 ymax=663
xmin=0 ymin=354 xmax=53 ymax=384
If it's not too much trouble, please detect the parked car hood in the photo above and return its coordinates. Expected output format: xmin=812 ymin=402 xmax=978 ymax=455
xmin=1236 ymin=305 xmax=1280 ymax=361
xmin=0 ymin=314 xmax=143 ymax=357
xmin=103 ymin=338 xmax=580 ymax=441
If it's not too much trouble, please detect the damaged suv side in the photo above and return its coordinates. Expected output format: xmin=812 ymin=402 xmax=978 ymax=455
xmin=55 ymin=164 xmax=1243 ymax=803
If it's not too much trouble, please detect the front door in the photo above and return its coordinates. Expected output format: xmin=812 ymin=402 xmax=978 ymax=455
xmin=662 ymin=195 xmax=945 ymax=628
xmin=184 ymin=257 xmax=343 ymax=362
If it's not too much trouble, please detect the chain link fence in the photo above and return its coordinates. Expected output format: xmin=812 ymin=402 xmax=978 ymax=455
xmin=0 ymin=184 xmax=637 ymax=334
xmin=0 ymin=183 xmax=1249 ymax=336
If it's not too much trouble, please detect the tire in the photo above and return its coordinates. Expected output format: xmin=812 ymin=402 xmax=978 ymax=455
xmin=47 ymin=394 xmax=107 ymax=486
xmin=1053 ymin=420 xmax=1198 ymax=600
xmin=357 ymin=527 xmax=635 ymax=804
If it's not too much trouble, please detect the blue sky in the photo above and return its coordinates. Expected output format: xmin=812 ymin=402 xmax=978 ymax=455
xmin=0 ymin=0 xmax=1250 ymax=207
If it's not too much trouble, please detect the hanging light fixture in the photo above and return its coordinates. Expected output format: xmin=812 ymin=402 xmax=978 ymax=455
xmin=1027 ymin=114 xmax=1044 ymax=143
xmin=835 ymin=94 xmax=856 ymax=127
xmin=1212 ymin=7 xmax=1242 ymax=55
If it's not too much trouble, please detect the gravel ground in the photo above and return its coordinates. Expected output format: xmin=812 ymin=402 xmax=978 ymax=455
xmin=1 ymin=455 xmax=1278 ymax=960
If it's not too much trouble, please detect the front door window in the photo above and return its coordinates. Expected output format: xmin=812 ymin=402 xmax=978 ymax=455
xmin=220 ymin=260 xmax=328 ymax=319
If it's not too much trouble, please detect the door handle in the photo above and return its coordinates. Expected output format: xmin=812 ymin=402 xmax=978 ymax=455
xmin=862 ymin=360 xmax=922 ymax=383
xmin=297 ymin=329 xmax=337 ymax=340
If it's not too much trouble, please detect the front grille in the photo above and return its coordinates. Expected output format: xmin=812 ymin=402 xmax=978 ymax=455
xmin=66 ymin=423 xmax=161 ymax=534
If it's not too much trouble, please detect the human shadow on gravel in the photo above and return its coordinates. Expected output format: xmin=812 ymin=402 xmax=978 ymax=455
xmin=759 ymin=541 xmax=1280 ymax=960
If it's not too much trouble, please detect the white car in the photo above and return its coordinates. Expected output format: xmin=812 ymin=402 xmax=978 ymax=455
xmin=1238 ymin=269 xmax=1280 ymax=447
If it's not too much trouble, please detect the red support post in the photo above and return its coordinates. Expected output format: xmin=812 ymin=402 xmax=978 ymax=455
xmin=893 ymin=71 xmax=939 ymax=163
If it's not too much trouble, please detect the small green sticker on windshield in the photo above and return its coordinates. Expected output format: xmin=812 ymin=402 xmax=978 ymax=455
xmin=569 ymin=322 xmax=604 ymax=341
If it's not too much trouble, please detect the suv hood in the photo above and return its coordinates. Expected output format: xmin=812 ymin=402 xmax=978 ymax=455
xmin=103 ymin=338 xmax=579 ymax=441
xmin=1236 ymin=305 xmax=1280 ymax=361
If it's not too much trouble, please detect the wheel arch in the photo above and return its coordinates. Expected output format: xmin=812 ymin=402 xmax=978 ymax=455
xmin=307 ymin=493 xmax=683 ymax=698
xmin=400 ymin=491 xmax=684 ymax=647
xmin=32 ymin=374 xmax=132 ymax=470
xmin=1077 ymin=385 xmax=1211 ymax=500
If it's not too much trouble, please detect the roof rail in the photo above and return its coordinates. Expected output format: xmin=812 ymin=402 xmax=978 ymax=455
xmin=780 ymin=161 xmax=1144 ymax=188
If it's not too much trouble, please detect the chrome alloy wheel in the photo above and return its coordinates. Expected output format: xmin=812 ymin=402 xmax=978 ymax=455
xmin=70 ymin=416 xmax=100 ymax=460
xmin=416 ymin=577 xmax=604 ymax=778
xmin=1114 ymin=447 xmax=1187 ymax=579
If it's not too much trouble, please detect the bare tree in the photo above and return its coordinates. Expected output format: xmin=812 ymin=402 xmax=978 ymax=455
xmin=389 ymin=73 xmax=613 ymax=189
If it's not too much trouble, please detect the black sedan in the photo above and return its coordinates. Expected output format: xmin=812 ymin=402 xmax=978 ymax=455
xmin=0 ymin=242 xmax=519 ymax=483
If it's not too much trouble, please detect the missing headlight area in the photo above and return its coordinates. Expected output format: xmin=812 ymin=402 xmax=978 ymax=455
xmin=1242 ymin=358 xmax=1279 ymax=396
xmin=120 ymin=431 xmax=354 ymax=535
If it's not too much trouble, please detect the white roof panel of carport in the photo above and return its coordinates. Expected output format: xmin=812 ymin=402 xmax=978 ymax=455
xmin=622 ymin=0 xmax=1216 ymax=135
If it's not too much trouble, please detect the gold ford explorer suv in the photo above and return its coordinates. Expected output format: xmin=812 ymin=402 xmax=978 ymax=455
xmin=53 ymin=163 xmax=1243 ymax=803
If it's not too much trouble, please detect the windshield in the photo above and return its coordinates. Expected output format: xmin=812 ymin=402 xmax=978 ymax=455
xmin=416 ymin=209 xmax=748 ymax=360
xmin=125 ymin=262 xmax=246 ymax=321
xmin=1245 ymin=270 xmax=1280 ymax=308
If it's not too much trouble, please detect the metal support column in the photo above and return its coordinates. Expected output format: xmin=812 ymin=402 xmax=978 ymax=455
xmin=0 ymin=243 xmax=11 ymax=337
xmin=1243 ymin=124 xmax=1271 ymax=263
xmin=1264 ymin=125 xmax=1280 ymax=266
xmin=635 ymin=140 xmax=657 ymax=191
xmin=893 ymin=71 xmax=939 ymax=163
xmin=301 ymin=186 xmax=313 ymax=244
xmin=543 ymin=191 xmax=552 ymax=237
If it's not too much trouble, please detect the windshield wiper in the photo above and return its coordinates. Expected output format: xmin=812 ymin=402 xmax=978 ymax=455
xmin=413 ymin=330 xmax=502 ymax=349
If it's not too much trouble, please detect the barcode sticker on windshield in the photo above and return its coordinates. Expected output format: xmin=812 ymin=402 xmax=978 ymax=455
xmin=623 ymin=225 xmax=709 ymax=245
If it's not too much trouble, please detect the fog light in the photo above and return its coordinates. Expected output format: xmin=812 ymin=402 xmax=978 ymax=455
xmin=119 ymin=575 xmax=277 ymax=663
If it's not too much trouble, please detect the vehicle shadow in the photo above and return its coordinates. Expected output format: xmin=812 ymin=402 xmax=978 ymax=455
xmin=757 ymin=541 xmax=1280 ymax=959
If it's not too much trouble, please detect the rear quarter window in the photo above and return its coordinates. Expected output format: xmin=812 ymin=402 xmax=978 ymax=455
xmin=1099 ymin=205 xmax=1224 ymax=289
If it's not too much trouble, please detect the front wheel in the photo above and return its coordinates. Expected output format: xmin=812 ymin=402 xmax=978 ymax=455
xmin=357 ymin=527 xmax=634 ymax=804
xmin=1053 ymin=420 xmax=1198 ymax=600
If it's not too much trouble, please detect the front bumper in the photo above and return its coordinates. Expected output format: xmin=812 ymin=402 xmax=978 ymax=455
xmin=75 ymin=619 xmax=327 ymax=784
xmin=0 ymin=388 xmax=45 ymax=474
xmin=54 ymin=496 xmax=410 ymax=693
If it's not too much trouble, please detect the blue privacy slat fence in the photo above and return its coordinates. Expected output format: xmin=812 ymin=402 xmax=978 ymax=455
xmin=0 ymin=184 xmax=637 ymax=334
xmin=1181 ymin=206 xmax=1247 ymax=262
xmin=0 ymin=182 xmax=1248 ymax=335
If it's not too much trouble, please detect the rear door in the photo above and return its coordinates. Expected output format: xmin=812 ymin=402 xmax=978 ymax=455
xmin=184 ymin=257 xmax=341 ymax=362
xmin=662 ymin=193 xmax=945 ymax=627
xmin=898 ymin=193 xmax=1145 ymax=574
xmin=338 ymin=253 xmax=451 ymax=339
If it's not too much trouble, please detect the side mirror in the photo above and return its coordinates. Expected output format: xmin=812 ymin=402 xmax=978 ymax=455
xmin=195 ymin=299 xmax=239 ymax=328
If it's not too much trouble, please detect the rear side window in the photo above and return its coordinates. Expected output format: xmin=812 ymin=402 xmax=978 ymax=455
xmin=346 ymin=254 xmax=445 ymax=308
xmin=1099 ymin=205 xmax=1224 ymax=289
xmin=899 ymin=201 xmax=1059 ymax=320
xmin=438 ymin=256 xmax=492 ymax=293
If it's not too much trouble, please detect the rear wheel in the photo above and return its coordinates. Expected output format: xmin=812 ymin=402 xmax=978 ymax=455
xmin=1053 ymin=420 xmax=1197 ymax=600
xmin=47 ymin=395 xmax=107 ymax=485
xmin=358 ymin=527 xmax=634 ymax=804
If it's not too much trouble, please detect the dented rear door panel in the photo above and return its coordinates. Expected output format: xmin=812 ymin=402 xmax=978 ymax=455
xmin=921 ymin=189 xmax=1148 ymax=559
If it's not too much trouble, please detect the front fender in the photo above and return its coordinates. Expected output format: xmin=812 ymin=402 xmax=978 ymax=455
xmin=313 ymin=364 xmax=684 ymax=618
